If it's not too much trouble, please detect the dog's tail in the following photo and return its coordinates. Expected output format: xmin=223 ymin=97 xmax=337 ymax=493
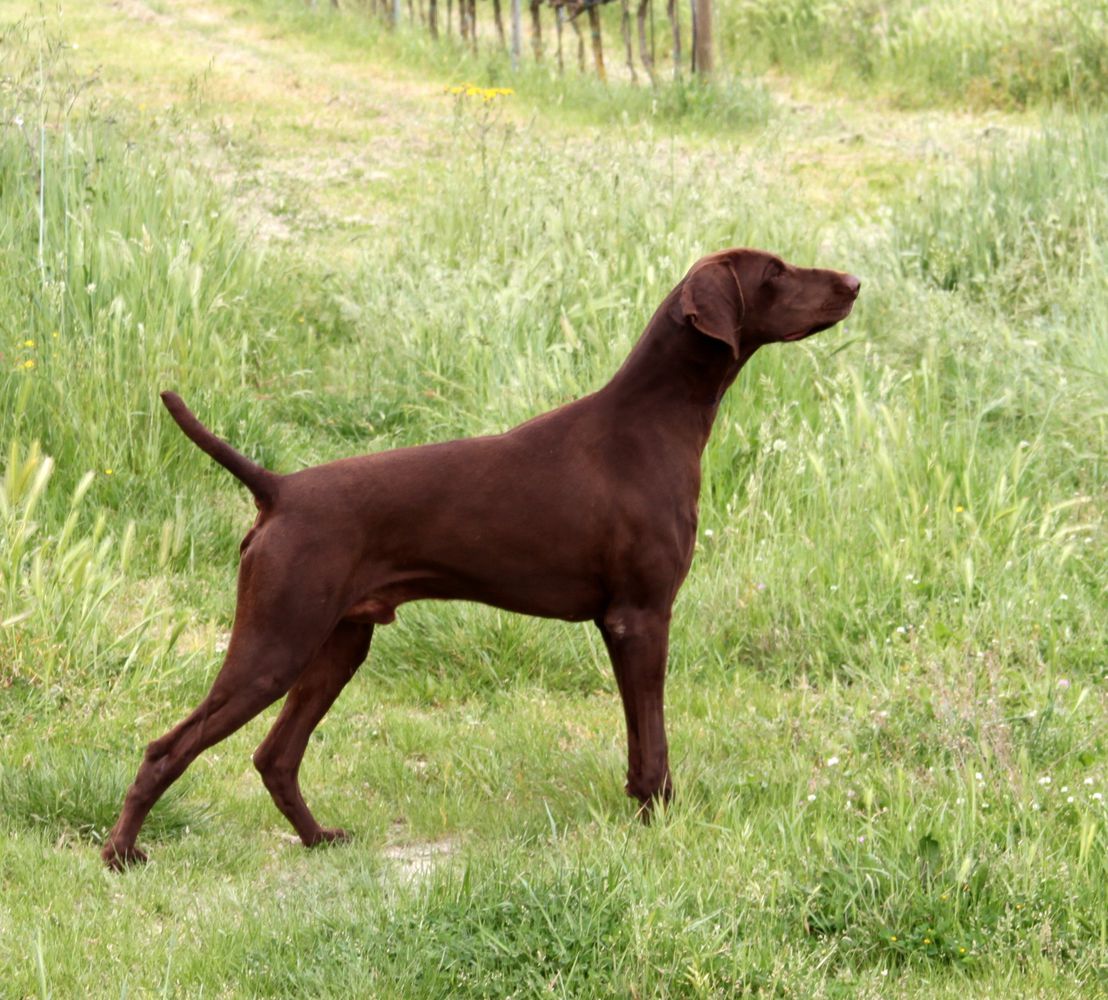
xmin=161 ymin=391 xmax=279 ymax=507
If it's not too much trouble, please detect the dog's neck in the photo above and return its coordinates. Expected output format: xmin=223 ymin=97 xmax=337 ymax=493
xmin=601 ymin=290 xmax=756 ymax=455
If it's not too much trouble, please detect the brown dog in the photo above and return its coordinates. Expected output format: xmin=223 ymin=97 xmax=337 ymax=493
xmin=101 ymin=248 xmax=859 ymax=869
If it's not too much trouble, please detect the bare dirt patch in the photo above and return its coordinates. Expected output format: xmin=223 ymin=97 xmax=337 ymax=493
xmin=83 ymin=0 xmax=453 ymax=249
xmin=382 ymin=836 xmax=460 ymax=883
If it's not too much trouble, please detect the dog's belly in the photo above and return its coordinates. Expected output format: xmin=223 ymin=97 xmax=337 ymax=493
xmin=342 ymin=564 xmax=607 ymax=626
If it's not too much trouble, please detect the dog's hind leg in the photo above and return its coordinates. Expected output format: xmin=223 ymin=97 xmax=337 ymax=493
xmin=100 ymin=611 xmax=332 ymax=868
xmin=252 ymin=621 xmax=373 ymax=847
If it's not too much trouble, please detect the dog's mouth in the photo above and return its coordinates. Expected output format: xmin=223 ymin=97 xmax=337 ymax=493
xmin=782 ymin=299 xmax=856 ymax=341
xmin=782 ymin=320 xmax=836 ymax=341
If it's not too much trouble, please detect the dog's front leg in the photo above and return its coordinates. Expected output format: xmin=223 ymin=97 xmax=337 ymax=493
xmin=598 ymin=607 xmax=673 ymax=817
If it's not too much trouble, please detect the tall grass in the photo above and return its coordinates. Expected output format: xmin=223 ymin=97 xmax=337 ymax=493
xmin=719 ymin=0 xmax=1108 ymax=108
xmin=0 ymin=434 xmax=200 ymax=719
xmin=0 ymin=21 xmax=313 ymax=565
xmin=895 ymin=117 xmax=1108 ymax=303
xmin=284 ymin=99 xmax=1106 ymax=698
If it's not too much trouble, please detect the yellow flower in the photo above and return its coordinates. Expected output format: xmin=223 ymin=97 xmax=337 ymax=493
xmin=104 ymin=468 xmax=113 ymax=475
xmin=23 ymin=359 xmax=35 ymax=369
xmin=959 ymin=947 xmax=966 ymax=954
xmin=955 ymin=505 xmax=965 ymax=513
xmin=923 ymin=938 xmax=931 ymax=944
xmin=448 ymin=83 xmax=514 ymax=101
xmin=52 ymin=330 xmax=59 ymax=338
xmin=24 ymin=339 xmax=34 ymax=347
xmin=890 ymin=935 xmax=897 ymax=942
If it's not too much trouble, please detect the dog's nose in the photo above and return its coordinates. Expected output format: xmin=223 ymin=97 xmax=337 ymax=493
xmin=841 ymin=273 xmax=861 ymax=297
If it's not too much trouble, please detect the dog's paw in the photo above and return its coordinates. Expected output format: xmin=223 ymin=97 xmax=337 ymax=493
xmin=101 ymin=840 xmax=149 ymax=871
xmin=629 ymin=780 xmax=674 ymax=825
xmin=305 ymin=827 xmax=352 ymax=848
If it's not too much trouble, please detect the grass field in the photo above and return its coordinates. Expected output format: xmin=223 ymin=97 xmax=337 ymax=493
xmin=1 ymin=0 xmax=1106 ymax=995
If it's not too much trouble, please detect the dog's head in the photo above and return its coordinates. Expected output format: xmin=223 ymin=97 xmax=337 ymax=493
xmin=671 ymin=248 xmax=860 ymax=358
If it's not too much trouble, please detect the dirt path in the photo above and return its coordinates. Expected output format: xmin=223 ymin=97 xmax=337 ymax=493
xmin=51 ymin=0 xmax=456 ymax=253
xmin=36 ymin=0 xmax=1030 ymax=255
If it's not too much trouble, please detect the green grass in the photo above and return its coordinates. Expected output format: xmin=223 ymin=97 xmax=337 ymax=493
xmin=1 ymin=3 xmax=1106 ymax=997
xmin=718 ymin=0 xmax=1108 ymax=109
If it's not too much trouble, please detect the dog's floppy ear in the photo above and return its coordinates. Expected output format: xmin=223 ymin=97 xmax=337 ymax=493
xmin=674 ymin=257 xmax=745 ymax=358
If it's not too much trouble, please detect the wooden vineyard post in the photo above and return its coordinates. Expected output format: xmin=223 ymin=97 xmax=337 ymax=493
xmin=429 ymin=0 xmax=438 ymax=37
xmin=667 ymin=0 xmax=681 ymax=79
xmin=530 ymin=0 xmax=544 ymax=61
xmin=468 ymin=0 xmax=478 ymax=51
xmin=637 ymin=0 xmax=655 ymax=84
xmin=571 ymin=11 xmax=585 ymax=70
xmin=493 ymin=0 xmax=506 ymax=45
xmin=511 ymin=0 xmax=522 ymax=69
xmin=587 ymin=5 xmax=606 ymax=80
xmin=689 ymin=0 xmax=694 ymax=73
xmin=555 ymin=5 xmax=565 ymax=74
xmin=692 ymin=0 xmax=711 ymax=76
xmin=621 ymin=0 xmax=637 ymax=83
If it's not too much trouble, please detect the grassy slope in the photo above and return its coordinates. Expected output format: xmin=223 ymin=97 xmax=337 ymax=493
xmin=1 ymin=0 xmax=1106 ymax=996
